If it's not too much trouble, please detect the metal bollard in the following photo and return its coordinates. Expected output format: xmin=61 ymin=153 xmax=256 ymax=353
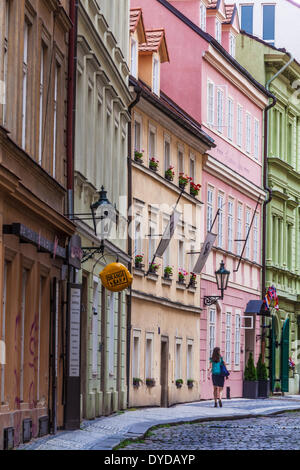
xmin=226 ymin=386 xmax=230 ymax=399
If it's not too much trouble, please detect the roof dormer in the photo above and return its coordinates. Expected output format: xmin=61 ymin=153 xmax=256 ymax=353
xmin=129 ymin=8 xmax=146 ymax=79
xmin=138 ymin=29 xmax=169 ymax=97
xmin=222 ymin=4 xmax=240 ymax=57
xmin=206 ymin=0 xmax=227 ymax=42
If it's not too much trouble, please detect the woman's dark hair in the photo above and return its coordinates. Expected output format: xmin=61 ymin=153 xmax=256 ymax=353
xmin=212 ymin=347 xmax=221 ymax=363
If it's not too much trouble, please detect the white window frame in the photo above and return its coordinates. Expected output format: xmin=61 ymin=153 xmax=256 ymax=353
xmin=207 ymin=186 xmax=214 ymax=232
xmin=215 ymin=18 xmax=222 ymax=43
xmin=200 ymin=2 xmax=206 ymax=31
xmin=207 ymin=80 xmax=214 ymax=126
xmin=227 ymin=98 xmax=233 ymax=141
xmin=229 ymin=33 xmax=236 ymax=58
xmin=209 ymin=308 xmax=216 ymax=359
xmin=22 ymin=21 xmax=29 ymax=150
xmin=246 ymin=112 xmax=251 ymax=154
xmin=132 ymin=329 xmax=141 ymax=379
xmin=217 ymin=193 xmax=224 ymax=248
xmin=228 ymin=199 xmax=234 ymax=252
xmin=175 ymin=338 xmax=182 ymax=381
xmin=148 ymin=211 xmax=157 ymax=265
xmin=134 ymin=113 xmax=142 ymax=152
xmin=189 ymin=153 xmax=195 ymax=182
xmin=245 ymin=208 xmax=251 ymax=259
xmin=178 ymin=145 xmax=184 ymax=174
xmin=153 ymin=57 xmax=160 ymax=95
xmin=234 ymin=312 xmax=241 ymax=368
xmin=164 ymin=133 xmax=171 ymax=172
xmin=145 ymin=332 xmax=154 ymax=379
xmin=187 ymin=340 xmax=194 ymax=380
xmin=253 ymin=213 xmax=258 ymax=262
xmin=225 ymin=312 xmax=231 ymax=367
xmin=254 ymin=119 xmax=259 ymax=160
xmin=237 ymin=203 xmax=243 ymax=256
xmin=178 ymin=238 xmax=184 ymax=271
xmin=148 ymin=123 xmax=156 ymax=159
xmin=237 ymin=104 xmax=243 ymax=148
xmin=217 ymin=88 xmax=224 ymax=133
xmin=130 ymin=37 xmax=138 ymax=78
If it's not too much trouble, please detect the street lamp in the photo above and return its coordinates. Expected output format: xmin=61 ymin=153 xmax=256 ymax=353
xmin=203 ymin=260 xmax=230 ymax=306
xmin=90 ymin=186 xmax=116 ymax=238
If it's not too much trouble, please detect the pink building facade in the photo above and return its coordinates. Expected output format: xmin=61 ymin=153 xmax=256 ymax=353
xmin=131 ymin=0 xmax=271 ymax=398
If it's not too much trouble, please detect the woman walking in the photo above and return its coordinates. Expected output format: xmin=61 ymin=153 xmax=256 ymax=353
xmin=208 ymin=347 xmax=227 ymax=407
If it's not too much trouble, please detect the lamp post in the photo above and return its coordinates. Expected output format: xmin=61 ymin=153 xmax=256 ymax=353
xmin=203 ymin=260 xmax=230 ymax=306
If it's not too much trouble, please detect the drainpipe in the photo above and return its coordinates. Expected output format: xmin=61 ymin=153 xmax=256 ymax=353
xmin=67 ymin=0 xmax=79 ymax=217
xmin=126 ymin=83 xmax=142 ymax=407
xmin=261 ymin=51 xmax=293 ymax=363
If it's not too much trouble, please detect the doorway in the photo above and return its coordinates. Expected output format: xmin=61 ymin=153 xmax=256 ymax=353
xmin=160 ymin=336 xmax=169 ymax=407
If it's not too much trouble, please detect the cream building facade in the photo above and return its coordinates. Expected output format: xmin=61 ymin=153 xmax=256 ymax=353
xmin=74 ymin=0 xmax=132 ymax=419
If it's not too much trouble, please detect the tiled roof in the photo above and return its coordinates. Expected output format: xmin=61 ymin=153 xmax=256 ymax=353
xmin=130 ymin=8 xmax=142 ymax=33
xmin=139 ymin=29 xmax=165 ymax=53
xmin=207 ymin=1 xmax=218 ymax=9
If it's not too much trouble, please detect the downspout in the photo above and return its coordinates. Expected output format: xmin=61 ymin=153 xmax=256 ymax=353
xmin=126 ymin=83 xmax=142 ymax=407
xmin=261 ymin=51 xmax=293 ymax=363
xmin=67 ymin=0 xmax=79 ymax=217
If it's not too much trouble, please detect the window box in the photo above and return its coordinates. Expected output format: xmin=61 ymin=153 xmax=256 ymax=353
xmin=165 ymin=166 xmax=175 ymax=182
xmin=134 ymin=150 xmax=144 ymax=164
xmin=187 ymin=379 xmax=194 ymax=389
xmin=149 ymin=157 xmax=159 ymax=172
xmin=149 ymin=262 xmax=159 ymax=274
xmin=146 ymin=378 xmax=156 ymax=388
xmin=190 ymin=182 xmax=201 ymax=197
xmin=133 ymin=377 xmax=142 ymax=388
xmin=178 ymin=173 xmax=192 ymax=190
xmin=164 ymin=266 xmax=173 ymax=279
xmin=135 ymin=255 xmax=144 ymax=270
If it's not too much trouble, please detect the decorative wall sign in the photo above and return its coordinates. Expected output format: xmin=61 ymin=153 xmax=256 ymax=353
xmin=99 ymin=262 xmax=133 ymax=292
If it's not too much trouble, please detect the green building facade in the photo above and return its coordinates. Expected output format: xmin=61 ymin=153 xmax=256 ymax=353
xmin=237 ymin=33 xmax=300 ymax=394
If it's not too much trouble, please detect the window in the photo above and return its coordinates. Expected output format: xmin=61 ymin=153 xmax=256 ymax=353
xmin=209 ymin=308 xmax=216 ymax=358
xmin=207 ymin=187 xmax=213 ymax=232
xmin=246 ymin=113 xmax=251 ymax=154
xmin=189 ymin=154 xmax=195 ymax=182
xmin=130 ymin=38 xmax=138 ymax=78
xmin=229 ymin=34 xmax=236 ymax=58
xmin=225 ymin=313 xmax=231 ymax=366
xmin=245 ymin=208 xmax=251 ymax=258
xmin=163 ymin=217 xmax=170 ymax=269
xmin=132 ymin=331 xmax=140 ymax=378
xmin=148 ymin=216 xmax=156 ymax=265
xmin=241 ymin=5 xmax=253 ymax=35
xmin=207 ymin=81 xmax=214 ymax=125
xmin=108 ymin=292 xmax=115 ymax=375
xmin=134 ymin=219 xmax=142 ymax=256
xmin=92 ymin=280 xmax=99 ymax=376
xmin=228 ymin=199 xmax=234 ymax=252
xmin=178 ymin=239 xmax=184 ymax=270
xmin=175 ymin=340 xmax=182 ymax=380
xmin=234 ymin=313 xmax=241 ymax=367
xmin=254 ymin=119 xmax=259 ymax=160
xmin=217 ymin=89 xmax=223 ymax=133
xmin=263 ymin=5 xmax=275 ymax=45
xmin=217 ymin=193 xmax=223 ymax=248
xmin=153 ymin=57 xmax=159 ymax=95
xmin=164 ymin=136 xmax=171 ymax=172
xmin=53 ymin=63 xmax=59 ymax=177
xmin=145 ymin=333 xmax=154 ymax=379
xmin=228 ymin=98 xmax=233 ymax=140
xmin=253 ymin=213 xmax=258 ymax=262
xmin=200 ymin=2 xmax=206 ymax=31
xmin=237 ymin=203 xmax=243 ymax=256
xmin=215 ymin=19 xmax=221 ymax=43
xmin=22 ymin=21 xmax=29 ymax=149
xmin=3 ymin=0 xmax=10 ymax=124
xmin=187 ymin=342 xmax=193 ymax=380
xmin=237 ymin=105 xmax=243 ymax=148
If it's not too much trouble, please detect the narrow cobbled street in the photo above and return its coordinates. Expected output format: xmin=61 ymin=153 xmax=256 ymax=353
xmin=121 ymin=411 xmax=300 ymax=451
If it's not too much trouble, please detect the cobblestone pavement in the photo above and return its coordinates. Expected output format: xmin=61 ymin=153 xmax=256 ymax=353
xmin=122 ymin=411 xmax=300 ymax=450
xmin=18 ymin=397 xmax=300 ymax=450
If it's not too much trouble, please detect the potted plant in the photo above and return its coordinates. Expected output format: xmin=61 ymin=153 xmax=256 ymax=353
xmin=187 ymin=379 xmax=194 ymax=389
xmin=289 ymin=356 xmax=295 ymax=377
xmin=165 ymin=166 xmax=175 ymax=182
xmin=149 ymin=262 xmax=159 ymax=274
xmin=189 ymin=272 xmax=197 ymax=287
xmin=175 ymin=379 xmax=183 ymax=388
xmin=178 ymin=173 xmax=192 ymax=190
xmin=190 ymin=181 xmax=201 ymax=197
xmin=134 ymin=149 xmax=144 ymax=164
xmin=178 ymin=269 xmax=187 ymax=284
xmin=149 ymin=157 xmax=159 ymax=172
xmin=135 ymin=254 xmax=144 ymax=269
xmin=274 ymin=384 xmax=281 ymax=393
xmin=146 ymin=378 xmax=156 ymax=387
xmin=243 ymin=352 xmax=258 ymax=399
xmin=164 ymin=266 xmax=173 ymax=279
xmin=133 ymin=377 xmax=142 ymax=388
xmin=256 ymin=354 xmax=270 ymax=398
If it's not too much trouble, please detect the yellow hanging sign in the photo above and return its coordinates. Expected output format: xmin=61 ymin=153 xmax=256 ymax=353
xmin=99 ymin=262 xmax=133 ymax=292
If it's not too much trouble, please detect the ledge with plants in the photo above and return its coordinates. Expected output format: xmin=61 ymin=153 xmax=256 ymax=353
xmin=148 ymin=262 xmax=160 ymax=276
xmin=187 ymin=379 xmax=194 ymax=389
xmin=178 ymin=173 xmax=192 ymax=190
xmin=189 ymin=272 xmax=197 ymax=288
xmin=163 ymin=266 xmax=173 ymax=279
xmin=133 ymin=377 xmax=143 ymax=388
xmin=146 ymin=378 xmax=156 ymax=388
xmin=190 ymin=182 xmax=201 ymax=197
xmin=178 ymin=269 xmax=188 ymax=285
xmin=165 ymin=166 xmax=175 ymax=182
xmin=134 ymin=254 xmax=144 ymax=270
